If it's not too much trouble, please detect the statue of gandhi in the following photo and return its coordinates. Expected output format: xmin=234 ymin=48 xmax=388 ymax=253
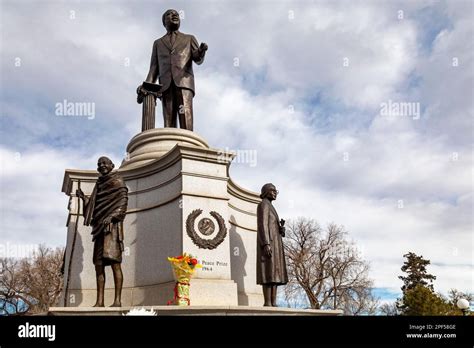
xmin=76 ymin=157 xmax=128 ymax=307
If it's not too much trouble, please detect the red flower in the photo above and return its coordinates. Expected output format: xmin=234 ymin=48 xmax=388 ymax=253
xmin=190 ymin=259 xmax=198 ymax=265
xmin=176 ymin=255 xmax=183 ymax=260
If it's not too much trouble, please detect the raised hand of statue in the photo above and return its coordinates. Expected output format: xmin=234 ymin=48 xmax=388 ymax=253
xmin=199 ymin=42 xmax=208 ymax=55
xmin=264 ymin=244 xmax=272 ymax=258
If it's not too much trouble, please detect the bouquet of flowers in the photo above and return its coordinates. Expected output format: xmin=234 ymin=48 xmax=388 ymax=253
xmin=167 ymin=253 xmax=201 ymax=306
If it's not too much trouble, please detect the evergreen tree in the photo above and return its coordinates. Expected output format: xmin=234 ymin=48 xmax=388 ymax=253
xmin=378 ymin=254 xmax=472 ymax=316
xmin=398 ymin=252 xmax=436 ymax=292
xmin=397 ymin=252 xmax=442 ymax=315
xmin=400 ymin=285 xmax=450 ymax=316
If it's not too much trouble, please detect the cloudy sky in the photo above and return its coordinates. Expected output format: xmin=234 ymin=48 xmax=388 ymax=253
xmin=1 ymin=0 xmax=472 ymax=304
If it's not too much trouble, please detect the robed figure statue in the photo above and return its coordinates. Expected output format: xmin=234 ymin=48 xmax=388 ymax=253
xmin=256 ymin=183 xmax=288 ymax=307
xmin=76 ymin=157 xmax=128 ymax=307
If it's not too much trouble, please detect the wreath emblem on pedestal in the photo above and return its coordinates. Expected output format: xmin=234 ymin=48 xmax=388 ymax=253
xmin=186 ymin=209 xmax=227 ymax=249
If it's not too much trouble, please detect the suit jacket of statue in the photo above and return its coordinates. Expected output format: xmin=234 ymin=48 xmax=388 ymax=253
xmin=256 ymin=198 xmax=288 ymax=285
xmin=145 ymin=30 xmax=204 ymax=95
xmin=83 ymin=172 xmax=128 ymax=263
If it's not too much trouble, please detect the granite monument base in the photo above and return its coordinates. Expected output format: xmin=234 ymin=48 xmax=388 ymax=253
xmin=60 ymin=128 xmax=264 ymax=308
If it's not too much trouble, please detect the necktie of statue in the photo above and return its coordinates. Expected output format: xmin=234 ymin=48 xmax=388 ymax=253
xmin=170 ymin=32 xmax=176 ymax=46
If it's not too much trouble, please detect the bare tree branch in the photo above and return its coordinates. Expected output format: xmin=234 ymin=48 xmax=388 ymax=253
xmin=284 ymin=218 xmax=378 ymax=315
xmin=0 ymin=245 xmax=64 ymax=315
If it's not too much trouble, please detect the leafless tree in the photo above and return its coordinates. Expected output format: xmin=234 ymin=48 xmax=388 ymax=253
xmin=284 ymin=218 xmax=378 ymax=315
xmin=0 ymin=245 xmax=64 ymax=315
xmin=0 ymin=258 xmax=29 ymax=315
xmin=446 ymin=289 xmax=473 ymax=304
xmin=379 ymin=302 xmax=399 ymax=316
xmin=340 ymin=285 xmax=379 ymax=315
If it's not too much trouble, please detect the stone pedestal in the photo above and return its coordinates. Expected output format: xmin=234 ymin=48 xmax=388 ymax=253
xmin=60 ymin=128 xmax=263 ymax=307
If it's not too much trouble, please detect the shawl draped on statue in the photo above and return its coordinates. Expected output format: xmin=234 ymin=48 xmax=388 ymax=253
xmin=83 ymin=172 xmax=128 ymax=263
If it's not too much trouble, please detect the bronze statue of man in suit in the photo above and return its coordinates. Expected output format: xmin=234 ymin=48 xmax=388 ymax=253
xmin=256 ymin=183 xmax=288 ymax=306
xmin=76 ymin=157 xmax=128 ymax=307
xmin=138 ymin=9 xmax=208 ymax=131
